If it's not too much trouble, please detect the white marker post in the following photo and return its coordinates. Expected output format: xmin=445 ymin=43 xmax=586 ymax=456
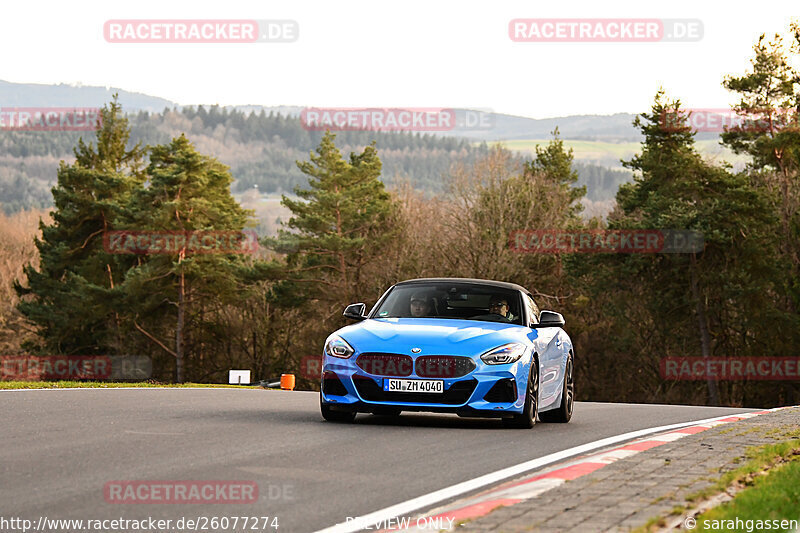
xmin=228 ymin=370 xmax=251 ymax=385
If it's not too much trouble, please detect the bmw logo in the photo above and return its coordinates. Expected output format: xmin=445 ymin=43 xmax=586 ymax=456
xmin=411 ymin=347 xmax=422 ymax=353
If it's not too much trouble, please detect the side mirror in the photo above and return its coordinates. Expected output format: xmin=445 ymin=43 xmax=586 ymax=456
xmin=532 ymin=310 xmax=565 ymax=328
xmin=343 ymin=303 xmax=367 ymax=321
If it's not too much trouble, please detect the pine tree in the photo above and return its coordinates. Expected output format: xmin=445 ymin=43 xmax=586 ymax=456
xmin=721 ymin=29 xmax=800 ymax=313
xmin=276 ymin=131 xmax=397 ymax=308
xmin=526 ymin=128 xmax=586 ymax=222
xmin=606 ymin=90 xmax=778 ymax=405
xmin=114 ymin=134 xmax=256 ymax=382
xmin=15 ymin=97 xmax=145 ymax=354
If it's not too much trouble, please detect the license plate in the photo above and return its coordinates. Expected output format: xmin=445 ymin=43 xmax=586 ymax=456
xmin=383 ymin=379 xmax=444 ymax=393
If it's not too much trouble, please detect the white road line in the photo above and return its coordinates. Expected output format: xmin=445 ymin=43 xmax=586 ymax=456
xmin=649 ymin=432 xmax=692 ymax=442
xmin=313 ymin=412 xmax=758 ymax=533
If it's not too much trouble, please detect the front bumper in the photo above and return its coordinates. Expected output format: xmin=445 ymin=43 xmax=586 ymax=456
xmin=320 ymin=355 xmax=528 ymax=417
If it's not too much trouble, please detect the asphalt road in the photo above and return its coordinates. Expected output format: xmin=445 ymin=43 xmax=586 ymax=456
xmin=0 ymin=389 xmax=755 ymax=532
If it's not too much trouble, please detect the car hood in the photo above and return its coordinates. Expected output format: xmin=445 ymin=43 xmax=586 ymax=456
xmin=334 ymin=317 xmax=536 ymax=357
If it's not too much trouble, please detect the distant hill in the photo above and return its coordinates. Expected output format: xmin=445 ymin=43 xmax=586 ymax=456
xmin=0 ymin=81 xmax=643 ymax=142
xmin=0 ymin=80 xmax=726 ymax=143
xmin=219 ymin=107 xmax=644 ymax=143
xmin=442 ymin=110 xmax=642 ymax=142
xmin=0 ymin=80 xmax=177 ymax=112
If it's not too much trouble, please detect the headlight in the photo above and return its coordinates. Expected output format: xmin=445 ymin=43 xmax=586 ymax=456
xmin=325 ymin=335 xmax=355 ymax=359
xmin=480 ymin=343 xmax=527 ymax=365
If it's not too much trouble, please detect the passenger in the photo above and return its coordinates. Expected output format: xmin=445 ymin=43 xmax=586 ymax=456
xmin=489 ymin=296 xmax=510 ymax=318
xmin=410 ymin=292 xmax=433 ymax=318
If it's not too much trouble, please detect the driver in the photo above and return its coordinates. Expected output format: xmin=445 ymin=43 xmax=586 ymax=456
xmin=410 ymin=292 xmax=433 ymax=318
xmin=488 ymin=296 xmax=510 ymax=318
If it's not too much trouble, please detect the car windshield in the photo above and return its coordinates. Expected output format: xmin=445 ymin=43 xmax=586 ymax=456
xmin=371 ymin=283 xmax=523 ymax=325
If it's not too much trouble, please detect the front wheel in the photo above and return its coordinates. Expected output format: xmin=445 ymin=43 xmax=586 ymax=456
xmin=320 ymin=393 xmax=356 ymax=423
xmin=539 ymin=353 xmax=574 ymax=423
xmin=503 ymin=356 xmax=539 ymax=429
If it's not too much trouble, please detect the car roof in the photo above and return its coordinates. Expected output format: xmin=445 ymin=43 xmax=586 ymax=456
xmin=394 ymin=277 xmax=530 ymax=295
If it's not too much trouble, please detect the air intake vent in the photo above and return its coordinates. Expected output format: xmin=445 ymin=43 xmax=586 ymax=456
xmin=415 ymin=356 xmax=476 ymax=378
xmin=483 ymin=378 xmax=517 ymax=403
xmin=354 ymin=377 xmax=477 ymax=404
xmin=356 ymin=353 xmax=413 ymax=377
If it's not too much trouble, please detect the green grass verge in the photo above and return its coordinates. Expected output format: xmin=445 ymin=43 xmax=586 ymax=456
xmin=686 ymin=439 xmax=800 ymax=503
xmin=633 ymin=438 xmax=800 ymax=533
xmin=0 ymin=380 xmax=258 ymax=389
xmin=693 ymin=442 xmax=800 ymax=531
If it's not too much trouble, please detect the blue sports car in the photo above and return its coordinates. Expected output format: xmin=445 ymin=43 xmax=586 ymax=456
xmin=320 ymin=278 xmax=575 ymax=428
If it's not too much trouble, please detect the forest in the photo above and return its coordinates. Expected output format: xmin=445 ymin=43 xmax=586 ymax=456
xmin=0 ymin=104 xmax=634 ymax=215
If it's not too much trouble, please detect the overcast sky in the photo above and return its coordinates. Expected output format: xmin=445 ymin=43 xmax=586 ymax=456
xmin=3 ymin=1 xmax=798 ymax=119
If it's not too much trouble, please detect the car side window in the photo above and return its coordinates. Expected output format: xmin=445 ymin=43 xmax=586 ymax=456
xmin=524 ymin=294 xmax=539 ymax=326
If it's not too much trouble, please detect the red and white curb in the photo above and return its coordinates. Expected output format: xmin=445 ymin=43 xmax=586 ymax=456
xmin=384 ymin=409 xmax=784 ymax=532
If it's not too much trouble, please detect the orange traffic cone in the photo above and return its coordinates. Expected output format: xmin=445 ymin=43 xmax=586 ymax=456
xmin=280 ymin=373 xmax=295 ymax=391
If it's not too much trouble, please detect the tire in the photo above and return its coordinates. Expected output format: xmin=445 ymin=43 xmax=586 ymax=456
xmin=503 ymin=356 xmax=539 ymax=429
xmin=320 ymin=393 xmax=356 ymax=423
xmin=539 ymin=353 xmax=574 ymax=423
